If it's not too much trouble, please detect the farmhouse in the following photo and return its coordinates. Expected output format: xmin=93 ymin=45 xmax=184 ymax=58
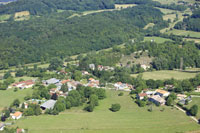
xmin=0 ymin=123 xmax=5 ymax=131
xmin=89 ymin=64 xmax=95 ymax=70
xmin=164 ymin=85 xmax=175 ymax=90
xmin=195 ymin=85 xmax=200 ymax=92
xmin=141 ymin=64 xmax=150 ymax=70
xmin=149 ymin=95 xmax=166 ymax=106
xmin=114 ymin=82 xmax=133 ymax=90
xmin=16 ymin=128 xmax=25 ymax=133
xmin=13 ymin=80 xmax=35 ymax=89
xmin=137 ymin=93 xmax=147 ymax=100
xmin=40 ymin=100 xmax=56 ymax=110
xmin=155 ymin=89 xmax=170 ymax=97
xmin=177 ymin=94 xmax=187 ymax=100
xmin=10 ymin=111 xmax=23 ymax=120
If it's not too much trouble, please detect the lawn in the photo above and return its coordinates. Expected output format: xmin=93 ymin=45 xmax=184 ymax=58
xmin=0 ymin=87 xmax=33 ymax=111
xmin=185 ymin=97 xmax=200 ymax=119
xmin=13 ymin=90 xmax=200 ymax=133
xmin=144 ymin=36 xmax=172 ymax=43
xmin=132 ymin=70 xmax=198 ymax=80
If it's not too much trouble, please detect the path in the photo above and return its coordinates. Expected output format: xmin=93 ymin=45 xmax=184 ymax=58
xmin=174 ymin=105 xmax=199 ymax=123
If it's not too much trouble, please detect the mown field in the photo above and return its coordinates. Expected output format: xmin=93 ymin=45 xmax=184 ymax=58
xmin=0 ymin=87 xmax=33 ymax=111
xmin=13 ymin=90 xmax=200 ymax=133
xmin=185 ymin=97 xmax=200 ymax=119
xmin=132 ymin=70 xmax=198 ymax=80
xmin=166 ymin=29 xmax=200 ymax=38
xmin=144 ymin=36 xmax=172 ymax=43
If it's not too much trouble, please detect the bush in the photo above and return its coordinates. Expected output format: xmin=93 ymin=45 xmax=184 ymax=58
xmin=110 ymin=104 xmax=121 ymax=112
xmin=189 ymin=104 xmax=198 ymax=116
xmin=118 ymin=92 xmax=124 ymax=96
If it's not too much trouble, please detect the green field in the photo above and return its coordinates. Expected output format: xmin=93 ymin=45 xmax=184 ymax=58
xmin=0 ymin=87 xmax=33 ymax=111
xmin=166 ymin=29 xmax=200 ymax=38
xmin=13 ymin=90 xmax=200 ymax=133
xmin=185 ymin=97 xmax=200 ymax=119
xmin=0 ymin=14 xmax=11 ymax=22
xmin=144 ymin=36 xmax=172 ymax=43
xmin=132 ymin=70 xmax=198 ymax=80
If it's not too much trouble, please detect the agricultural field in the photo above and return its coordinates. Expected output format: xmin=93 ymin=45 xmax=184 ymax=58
xmin=166 ymin=29 xmax=200 ymax=38
xmin=0 ymin=14 xmax=11 ymax=22
xmin=144 ymin=36 xmax=172 ymax=43
xmin=132 ymin=70 xmax=198 ymax=80
xmin=14 ymin=11 xmax=30 ymax=21
xmin=13 ymin=90 xmax=200 ymax=133
xmin=114 ymin=4 xmax=137 ymax=9
xmin=153 ymin=0 xmax=196 ymax=5
xmin=143 ymin=23 xmax=155 ymax=30
xmin=0 ymin=87 xmax=33 ymax=111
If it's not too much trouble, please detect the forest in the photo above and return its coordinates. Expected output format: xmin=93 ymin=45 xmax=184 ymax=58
xmin=174 ymin=9 xmax=200 ymax=32
xmin=0 ymin=5 xmax=167 ymax=69
xmin=0 ymin=0 xmax=187 ymax=15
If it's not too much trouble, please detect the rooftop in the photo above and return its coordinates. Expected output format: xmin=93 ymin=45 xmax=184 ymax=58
xmin=40 ymin=100 xmax=56 ymax=110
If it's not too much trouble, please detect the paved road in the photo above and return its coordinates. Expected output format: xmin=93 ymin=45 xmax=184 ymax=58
xmin=174 ymin=105 xmax=199 ymax=123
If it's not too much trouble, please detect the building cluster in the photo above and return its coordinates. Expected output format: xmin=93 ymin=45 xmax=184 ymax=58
xmin=137 ymin=89 xmax=170 ymax=105
xmin=89 ymin=64 xmax=114 ymax=71
xmin=114 ymin=82 xmax=134 ymax=91
xmin=12 ymin=80 xmax=35 ymax=89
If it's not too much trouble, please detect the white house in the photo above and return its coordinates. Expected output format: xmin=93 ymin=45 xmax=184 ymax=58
xmin=10 ymin=112 xmax=23 ymax=120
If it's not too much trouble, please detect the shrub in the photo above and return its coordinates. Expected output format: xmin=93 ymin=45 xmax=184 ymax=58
xmin=118 ymin=92 xmax=124 ymax=96
xmin=110 ymin=104 xmax=121 ymax=112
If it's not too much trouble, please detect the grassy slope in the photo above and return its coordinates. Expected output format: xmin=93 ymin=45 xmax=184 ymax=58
xmin=132 ymin=70 xmax=198 ymax=80
xmin=185 ymin=97 xmax=200 ymax=119
xmin=0 ymin=87 xmax=33 ymax=110
xmin=14 ymin=90 xmax=200 ymax=133
xmin=144 ymin=36 xmax=172 ymax=43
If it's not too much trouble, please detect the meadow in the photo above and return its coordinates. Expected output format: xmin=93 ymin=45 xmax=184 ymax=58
xmin=144 ymin=36 xmax=172 ymax=43
xmin=13 ymin=90 xmax=200 ymax=133
xmin=185 ymin=97 xmax=200 ymax=119
xmin=0 ymin=87 xmax=33 ymax=111
xmin=132 ymin=70 xmax=198 ymax=80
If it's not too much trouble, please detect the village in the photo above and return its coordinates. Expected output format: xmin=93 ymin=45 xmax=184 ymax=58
xmin=0 ymin=61 xmax=200 ymax=132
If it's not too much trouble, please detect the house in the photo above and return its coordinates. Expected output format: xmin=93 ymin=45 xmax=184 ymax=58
xmin=43 ymin=78 xmax=60 ymax=86
xmin=82 ymin=71 xmax=89 ymax=75
xmin=149 ymin=95 xmax=166 ymax=105
xmin=16 ymin=128 xmax=25 ymax=133
xmin=0 ymin=123 xmax=5 ymax=131
xmin=141 ymin=64 xmax=150 ymax=70
xmin=155 ymin=89 xmax=170 ymax=97
xmin=145 ymin=91 xmax=156 ymax=96
xmin=137 ymin=93 xmax=147 ymax=100
xmin=177 ymin=94 xmax=187 ymax=100
xmin=40 ymin=100 xmax=56 ymax=110
xmin=195 ymin=85 xmax=200 ymax=92
xmin=114 ymin=82 xmax=133 ymax=90
xmin=13 ymin=80 xmax=35 ymax=89
xmin=178 ymin=96 xmax=192 ymax=105
xmin=164 ymin=85 xmax=174 ymax=91
xmin=97 ymin=65 xmax=104 ymax=71
xmin=89 ymin=64 xmax=95 ymax=70
xmin=61 ymin=79 xmax=70 ymax=84
xmin=10 ymin=112 xmax=23 ymax=120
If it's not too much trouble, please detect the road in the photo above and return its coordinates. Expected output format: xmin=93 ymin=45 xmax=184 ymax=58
xmin=174 ymin=105 xmax=199 ymax=123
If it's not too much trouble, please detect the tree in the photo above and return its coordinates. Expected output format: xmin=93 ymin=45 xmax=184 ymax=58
xmin=189 ymin=105 xmax=198 ymax=116
xmin=3 ymin=71 xmax=12 ymax=79
xmin=48 ymin=58 xmax=63 ymax=70
xmin=61 ymin=84 xmax=68 ymax=93
xmin=65 ymin=101 xmax=71 ymax=109
xmin=168 ymin=92 xmax=177 ymax=100
xmin=51 ymin=93 xmax=58 ymax=100
xmin=110 ymin=104 xmax=121 ymax=112
xmin=12 ymin=99 xmax=20 ymax=108
xmin=118 ymin=92 xmax=124 ymax=96
xmin=166 ymin=97 xmax=173 ymax=106
xmin=54 ymin=101 xmax=66 ymax=112
xmin=73 ymin=70 xmax=82 ymax=81
xmin=15 ymin=69 xmax=25 ymax=77
xmin=24 ymin=108 xmax=34 ymax=116
xmin=89 ymin=94 xmax=99 ymax=106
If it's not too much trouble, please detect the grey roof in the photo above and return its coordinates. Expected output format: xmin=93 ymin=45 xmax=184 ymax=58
xmin=45 ymin=78 xmax=60 ymax=85
xmin=40 ymin=100 xmax=56 ymax=110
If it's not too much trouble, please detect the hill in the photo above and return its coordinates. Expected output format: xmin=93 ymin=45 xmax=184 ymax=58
xmin=0 ymin=5 xmax=167 ymax=69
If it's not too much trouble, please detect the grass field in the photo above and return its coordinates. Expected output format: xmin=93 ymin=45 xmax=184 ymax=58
xmin=0 ymin=87 xmax=33 ymax=111
xmin=13 ymin=90 xmax=200 ymax=133
xmin=166 ymin=29 xmax=200 ymax=38
xmin=144 ymin=36 xmax=172 ymax=43
xmin=132 ymin=70 xmax=198 ymax=80
xmin=185 ymin=97 xmax=200 ymax=119
xmin=0 ymin=14 xmax=11 ymax=22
